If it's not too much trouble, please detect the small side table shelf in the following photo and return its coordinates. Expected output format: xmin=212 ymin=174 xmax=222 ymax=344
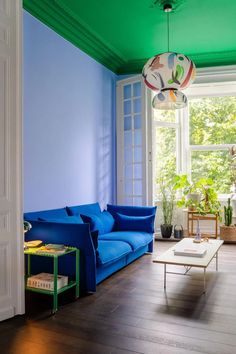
xmin=187 ymin=210 xmax=218 ymax=239
xmin=24 ymin=246 xmax=80 ymax=313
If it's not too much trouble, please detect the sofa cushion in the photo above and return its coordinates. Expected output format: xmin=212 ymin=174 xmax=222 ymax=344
xmin=24 ymin=208 xmax=68 ymax=221
xmin=107 ymin=204 xmax=157 ymax=217
xmin=66 ymin=203 xmax=101 ymax=216
xmin=99 ymin=231 xmax=153 ymax=251
xmin=97 ymin=240 xmax=132 ymax=265
xmin=81 ymin=211 xmax=114 ymax=235
xmin=38 ymin=215 xmax=84 ymax=224
xmin=115 ymin=213 xmax=155 ymax=233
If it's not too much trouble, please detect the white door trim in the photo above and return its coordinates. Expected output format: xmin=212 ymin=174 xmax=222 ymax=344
xmin=0 ymin=0 xmax=24 ymax=321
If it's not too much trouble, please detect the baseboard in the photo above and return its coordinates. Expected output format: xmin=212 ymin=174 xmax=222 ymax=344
xmin=0 ymin=306 xmax=14 ymax=322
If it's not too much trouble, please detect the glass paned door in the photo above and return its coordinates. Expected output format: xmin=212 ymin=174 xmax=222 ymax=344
xmin=117 ymin=78 xmax=147 ymax=206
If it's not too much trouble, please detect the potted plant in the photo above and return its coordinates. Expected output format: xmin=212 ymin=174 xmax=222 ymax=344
xmin=194 ymin=178 xmax=221 ymax=218
xmin=174 ymin=175 xmax=221 ymax=217
xmin=220 ymin=198 xmax=236 ymax=241
xmin=159 ymin=176 xmax=175 ymax=238
xmin=174 ymin=174 xmax=200 ymax=210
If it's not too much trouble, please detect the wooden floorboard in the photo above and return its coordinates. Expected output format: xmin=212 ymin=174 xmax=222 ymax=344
xmin=1 ymin=241 xmax=236 ymax=354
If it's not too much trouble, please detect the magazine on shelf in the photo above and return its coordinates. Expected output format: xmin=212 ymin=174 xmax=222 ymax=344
xmin=174 ymin=245 xmax=207 ymax=257
xmin=35 ymin=244 xmax=67 ymax=254
xmin=27 ymin=272 xmax=68 ymax=290
xmin=45 ymin=244 xmax=65 ymax=250
xmin=24 ymin=240 xmax=43 ymax=249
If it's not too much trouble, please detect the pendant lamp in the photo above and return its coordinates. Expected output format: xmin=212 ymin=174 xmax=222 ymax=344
xmin=142 ymin=2 xmax=196 ymax=110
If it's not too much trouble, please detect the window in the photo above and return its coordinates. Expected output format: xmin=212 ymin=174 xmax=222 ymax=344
xmin=189 ymin=96 xmax=236 ymax=194
xmin=117 ymin=74 xmax=236 ymax=207
xmin=152 ymin=109 xmax=180 ymax=200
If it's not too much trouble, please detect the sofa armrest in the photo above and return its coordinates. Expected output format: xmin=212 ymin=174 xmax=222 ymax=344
xmin=25 ymin=220 xmax=96 ymax=292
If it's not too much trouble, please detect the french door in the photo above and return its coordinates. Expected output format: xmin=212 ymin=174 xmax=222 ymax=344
xmin=116 ymin=76 xmax=152 ymax=206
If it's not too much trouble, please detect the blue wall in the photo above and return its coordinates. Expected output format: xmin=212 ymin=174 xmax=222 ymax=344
xmin=23 ymin=12 xmax=117 ymax=211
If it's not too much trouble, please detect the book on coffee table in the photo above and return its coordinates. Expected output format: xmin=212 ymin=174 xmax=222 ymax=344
xmin=174 ymin=246 xmax=207 ymax=257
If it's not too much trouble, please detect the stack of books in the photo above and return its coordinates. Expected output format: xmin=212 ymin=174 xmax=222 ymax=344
xmin=174 ymin=246 xmax=207 ymax=257
xmin=27 ymin=272 xmax=68 ymax=290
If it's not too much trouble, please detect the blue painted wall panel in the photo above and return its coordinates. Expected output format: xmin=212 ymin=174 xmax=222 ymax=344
xmin=23 ymin=12 xmax=117 ymax=211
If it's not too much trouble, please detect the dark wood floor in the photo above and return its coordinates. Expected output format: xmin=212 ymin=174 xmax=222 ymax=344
xmin=1 ymin=241 xmax=236 ymax=354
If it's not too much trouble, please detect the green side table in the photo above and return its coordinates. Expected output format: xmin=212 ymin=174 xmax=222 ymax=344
xmin=24 ymin=246 xmax=80 ymax=313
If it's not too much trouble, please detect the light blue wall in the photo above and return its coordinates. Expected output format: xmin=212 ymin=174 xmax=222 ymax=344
xmin=23 ymin=12 xmax=117 ymax=212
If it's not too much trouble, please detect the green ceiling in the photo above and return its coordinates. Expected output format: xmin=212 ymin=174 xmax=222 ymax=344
xmin=23 ymin=0 xmax=236 ymax=74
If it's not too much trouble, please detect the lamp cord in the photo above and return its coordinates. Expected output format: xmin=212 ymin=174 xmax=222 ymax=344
xmin=167 ymin=10 xmax=170 ymax=52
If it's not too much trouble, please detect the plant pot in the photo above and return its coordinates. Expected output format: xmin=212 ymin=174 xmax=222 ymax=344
xmin=220 ymin=225 xmax=236 ymax=242
xmin=186 ymin=193 xmax=200 ymax=211
xmin=187 ymin=193 xmax=200 ymax=202
xmin=161 ymin=224 xmax=173 ymax=238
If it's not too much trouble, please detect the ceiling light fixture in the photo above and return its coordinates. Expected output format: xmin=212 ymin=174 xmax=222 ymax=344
xmin=142 ymin=1 xmax=196 ymax=110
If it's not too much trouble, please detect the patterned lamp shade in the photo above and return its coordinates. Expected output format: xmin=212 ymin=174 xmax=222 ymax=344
xmin=142 ymin=52 xmax=196 ymax=91
xmin=152 ymin=90 xmax=187 ymax=110
xmin=142 ymin=52 xmax=196 ymax=109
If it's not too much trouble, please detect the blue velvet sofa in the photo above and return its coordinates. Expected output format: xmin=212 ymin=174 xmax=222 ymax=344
xmin=24 ymin=203 xmax=156 ymax=293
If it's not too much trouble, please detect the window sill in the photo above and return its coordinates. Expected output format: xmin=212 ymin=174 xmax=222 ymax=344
xmin=154 ymin=193 xmax=236 ymax=205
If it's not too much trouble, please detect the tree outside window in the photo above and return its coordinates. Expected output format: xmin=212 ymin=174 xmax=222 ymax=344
xmin=189 ymin=96 xmax=236 ymax=194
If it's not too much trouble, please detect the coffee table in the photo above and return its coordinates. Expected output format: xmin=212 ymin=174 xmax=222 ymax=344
xmin=153 ymin=238 xmax=223 ymax=293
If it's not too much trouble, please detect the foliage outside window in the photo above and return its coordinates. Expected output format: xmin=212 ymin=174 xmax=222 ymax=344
xmin=189 ymin=96 xmax=236 ymax=194
xmin=153 ymin=110 xmax=179 ymax=200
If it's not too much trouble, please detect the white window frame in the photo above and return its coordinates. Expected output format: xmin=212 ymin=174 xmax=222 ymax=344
xmin=184 ymin=80 xmax=236 ymax=198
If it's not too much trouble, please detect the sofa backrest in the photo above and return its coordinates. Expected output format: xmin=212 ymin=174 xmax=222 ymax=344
xmin=66 ymin=202 xmax=101 ymax=216
xmin=24 ymin=207 xmax=68 ymax=221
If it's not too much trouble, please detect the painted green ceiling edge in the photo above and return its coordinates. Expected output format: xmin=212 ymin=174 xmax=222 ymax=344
xmin=118 ymin=51 xmax=236 ymax=74
xmin=23 ymin=0 xmax=126 ymax=73
xmin=23 ymin=0 xmax=236 ymax=74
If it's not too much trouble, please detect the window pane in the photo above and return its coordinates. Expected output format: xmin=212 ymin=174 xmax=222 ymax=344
xmin=125 ymin=180 xmax=133 ymax=195
xmin=134 ymin=164 xmax=142 ymax=179
xmin=134 ymin=180 xmax=142 ymax=195
xmin=134 ymin=147 xmax=142 ymax=163
xmin=134 ymin=130 xmax=142 ymax=146
xmin=134 ymin=115 xmax=142 ymax=129
xmin=124 ymin=148 xmax=132 ymax=163
xmin=123 ymin=85 xmax=131 ymax=99
xmin=133 ymin=197 xmax=142 ymax=206
xmin=124 ymin=131 xmax=132 ymax=146
xmin=124 ymin=196 xmax=133 ymax=205
xmin=191 ymin=150 xmax=232 ymax=193
xmin=124 ymin=100 xmax=131 ymax=115
xmin=189 ymin=96 xmax=236 ymax=145
xmin=125 ymin=164 xmax=133 ymax=179
xmin=133 ymin=98 xmax=141 ymax=114
xmin=154 ymin=127 xmax=177 ymax=198
xmin=133 ymin=82 xmax=141 ymax=97
xmin=124 ymin=116 xmax=132 ymax=131
xmin=153 ymin=109 xmax=176 ymax=123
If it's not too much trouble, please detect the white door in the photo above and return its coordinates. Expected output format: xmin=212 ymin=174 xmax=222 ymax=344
xmin=116 ymin=76 xmax=152 ymax=206
xmin=0 ymin=0 xmax=24 ymax=321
